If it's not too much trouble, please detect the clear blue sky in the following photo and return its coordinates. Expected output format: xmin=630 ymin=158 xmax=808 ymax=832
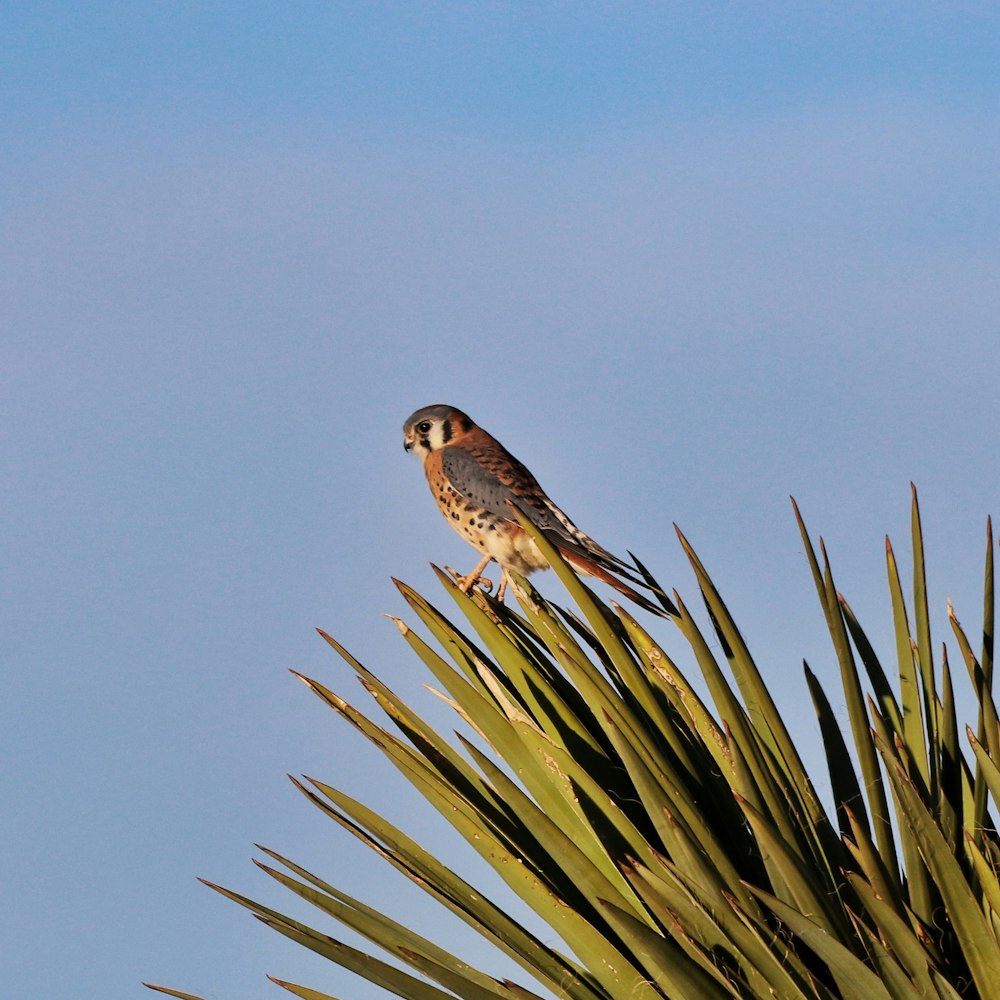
xmin=4 ymin=5 xmax=999 ymax=999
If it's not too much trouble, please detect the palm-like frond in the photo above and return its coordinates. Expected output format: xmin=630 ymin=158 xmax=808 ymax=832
xmin=150 ymin=490 xmax=1000 ymax=1000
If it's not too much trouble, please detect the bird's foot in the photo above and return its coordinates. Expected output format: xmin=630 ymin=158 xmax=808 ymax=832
xmin=445 ymin=565 xmax=494 ymax=594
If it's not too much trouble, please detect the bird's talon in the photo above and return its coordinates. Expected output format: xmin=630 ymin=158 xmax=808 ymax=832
xmin=445 ymin=565 xmax=494 ymax=594
xmin=459 ymin=574 xmax=494 ymax=594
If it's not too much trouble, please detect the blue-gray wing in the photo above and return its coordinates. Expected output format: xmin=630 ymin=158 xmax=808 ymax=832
xmin=440 ymin=443 xmax=555 ymax=527
xmin=440 ymin=442 xmax=639 ymax=577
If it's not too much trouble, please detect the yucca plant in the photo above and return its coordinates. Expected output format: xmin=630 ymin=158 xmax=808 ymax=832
xmin=147 ymin=488 xmax=1000 ymax=1000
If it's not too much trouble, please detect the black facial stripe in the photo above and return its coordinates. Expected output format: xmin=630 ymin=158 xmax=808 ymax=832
xmin=458 ymin=415 xmax=472 ymax=432
xmin=419 ymin=436 xmax=431 ymax=451
xmin=441 ymin=418 xmax=453 ymax=444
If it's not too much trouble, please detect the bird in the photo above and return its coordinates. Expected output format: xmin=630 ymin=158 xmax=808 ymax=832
xmin=402 ymin=404 xmax=665 ymax=615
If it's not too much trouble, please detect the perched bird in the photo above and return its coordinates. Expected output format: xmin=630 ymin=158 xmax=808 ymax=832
xmin=402 ymin=404 xmax=664 ymax=615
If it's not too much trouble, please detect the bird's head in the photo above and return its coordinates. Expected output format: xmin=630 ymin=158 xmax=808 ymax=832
xmin=402 ymin=404 xmax=474 ymax=459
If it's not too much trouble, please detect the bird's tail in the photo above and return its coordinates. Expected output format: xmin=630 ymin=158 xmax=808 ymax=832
xmin=561 ymin=550 xmax=669 ymax=618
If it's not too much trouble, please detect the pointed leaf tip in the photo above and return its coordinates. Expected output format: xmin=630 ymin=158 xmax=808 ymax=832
xmin=430 ymin=563 xmax=460 ymax=588
xmin=383 ymin=613 xmax=409 ymax=635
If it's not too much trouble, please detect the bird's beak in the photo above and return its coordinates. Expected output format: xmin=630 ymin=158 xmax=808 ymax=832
xmin=403 ymin=439 xmax=413 ymax=452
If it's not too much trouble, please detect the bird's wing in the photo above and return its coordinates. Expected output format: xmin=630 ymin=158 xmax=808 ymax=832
xmin=440 ymin=440 xmax=552 ymax=523
xmin=440 ymin=441 xmax=644 ymax=582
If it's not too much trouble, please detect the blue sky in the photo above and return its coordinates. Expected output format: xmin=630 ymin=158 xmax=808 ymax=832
xmin=4 ymin=5 xmax=1000 ymax=1000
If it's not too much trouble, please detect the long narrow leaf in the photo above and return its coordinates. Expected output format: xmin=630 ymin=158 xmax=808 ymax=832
xmin=744 ymin=884 xmax=895 ymax=1000
xmin=793 ymin=501 xmax=898 ymax=879
xmin=295 ymin=778 xmax=603 ymax=1000
xmin=875 ymin=743 xmax=1000 ymax=998
xmin=910 ymin=486 xmax=939 ymax=797
xmin=974 ymin=517 xmax=996 ymax=841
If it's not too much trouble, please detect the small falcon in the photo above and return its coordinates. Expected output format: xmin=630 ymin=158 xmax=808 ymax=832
xmin=402 ymin=404 xmax=663 ymax=615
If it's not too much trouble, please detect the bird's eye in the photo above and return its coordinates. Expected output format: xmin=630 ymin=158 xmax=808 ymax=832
xmin=416 ymin=421 xmax=432 ymax=434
